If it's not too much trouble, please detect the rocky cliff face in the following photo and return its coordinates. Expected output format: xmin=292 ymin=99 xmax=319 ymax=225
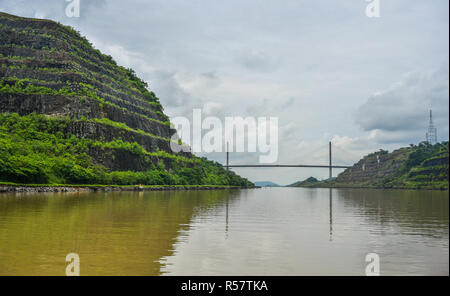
xmin=335 ymin=148 xmax=410 ymax=186
xmin=335 ymin=143 xmax=449 ymax=190
xmin=405 ymin=148 xmax=449 ymax=186
xmin=0 ymin=12 xmax=252 ymax=187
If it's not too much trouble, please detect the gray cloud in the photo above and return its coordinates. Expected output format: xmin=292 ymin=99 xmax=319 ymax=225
xmin=235 ymin=49 xmax=279 ymax=72
xmin=147 ymin=70 xmax=191 ymax=108
xmin=244 ymin=97 xmax=298 ymax=117
xmin=0 ymin=0 xmax=105 ymax=21
xmin=355 ymin=65 xmax=449 ymax=143
xmin=0 ymin=0 xmax=448 ymax=184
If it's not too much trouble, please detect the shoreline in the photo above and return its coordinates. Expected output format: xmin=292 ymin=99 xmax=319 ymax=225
xmin=2 ymin=183 xmax=447 ymax=193
xmin=0 ymin=184 xmax=257 ymax=193
xmin=285 ymin=184 xmax=448 ymax=191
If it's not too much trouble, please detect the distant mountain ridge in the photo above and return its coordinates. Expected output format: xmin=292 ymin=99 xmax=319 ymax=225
xmin=254 ymin=181 xmax=281 ymax=187
xmin=288 ymin=177 xmax=319 ymax=187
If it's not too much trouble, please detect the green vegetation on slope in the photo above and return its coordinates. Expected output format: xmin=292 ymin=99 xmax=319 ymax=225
xmin=0 ymin=113 xmax=252 ymax=186
xmin=288 ymin=142 xmax=448 ymax=190
xmin=0 ymin=12 xmax=253 ymax=188
xmin=288 ymin=177 xmax=320 ymax=187
xmin=385 ymin=142 xmax=449 ymax=190
xmin=337 ymin=142 xmax=448 ymax=190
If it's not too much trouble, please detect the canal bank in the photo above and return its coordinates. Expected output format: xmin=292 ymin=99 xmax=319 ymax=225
xmin=288 ymin=183 xmax=449 ymax=191
xmin=0 ymin=183 xmax=256 ymax=193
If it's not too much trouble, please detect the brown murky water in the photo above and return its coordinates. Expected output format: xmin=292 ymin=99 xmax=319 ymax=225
xmin=0 ymin=188 xmax=448 ymax=275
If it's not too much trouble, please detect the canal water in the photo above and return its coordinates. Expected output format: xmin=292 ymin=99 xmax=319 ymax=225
xmin=0 ymin=188 xmax=448 ymax=275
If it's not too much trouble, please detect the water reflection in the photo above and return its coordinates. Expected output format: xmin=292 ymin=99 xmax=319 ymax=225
xmin=0 ymin=188 xmax=448 ymax=275
xmin=161 ymin=188 xmax=448 ymax=276
xmin=329 ymin=189 xmax=333 ymax=241
xmin=335 ymin=189 xmax=449 ymax=238
xmin=225 ymin=195 xmax=229 ymax=239
xmin=0 ymin=190 xmax=238 ymax=275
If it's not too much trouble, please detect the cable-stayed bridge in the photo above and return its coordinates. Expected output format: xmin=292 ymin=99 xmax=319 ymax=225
xmin=225 ymin=142 xmax=356 ymax=180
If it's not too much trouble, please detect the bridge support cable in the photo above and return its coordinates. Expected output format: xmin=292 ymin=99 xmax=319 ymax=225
xmin=226 ymin=142 xmax=229 ymax=171
xmin=329 ymin=141 xmax=332 ymax=183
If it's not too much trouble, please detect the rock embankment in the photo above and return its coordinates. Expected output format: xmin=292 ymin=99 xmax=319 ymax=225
xmin=335 ymin=148 xmax=410 ymax=186
xmin=334 ymin=143 xmax=448 ymax=190
xmin=0 ymin=185 xmax=245 ymax=193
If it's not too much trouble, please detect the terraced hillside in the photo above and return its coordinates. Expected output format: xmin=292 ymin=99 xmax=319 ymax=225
xmin=288 ymin=142 xmax=449 ymax=190
xmin=334 ymin=142 xmax=449 ymax=190
xmin=400 ymin=143 xmax=449 ymax=189
xmin=0 ymin=12 xmax=252 ymax=187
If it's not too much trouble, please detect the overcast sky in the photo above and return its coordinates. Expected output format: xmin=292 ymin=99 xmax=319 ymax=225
xmin=1 ymin=0 xmax=448 ymax=184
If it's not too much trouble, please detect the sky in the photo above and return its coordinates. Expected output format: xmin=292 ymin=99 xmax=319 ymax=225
xmin=1 ymin=0 xmax=448 ymax=185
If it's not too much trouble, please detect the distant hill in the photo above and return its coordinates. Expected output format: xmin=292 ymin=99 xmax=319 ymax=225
xmin=335 ymin=141 xmax=448 ymax=190
xmin=289 ymin=177 xmax=320 ymax=187
xmin=254 ymin=181 xmax=281 ymax=187
xmin=288 ymin=142 xmax=448 ymax=190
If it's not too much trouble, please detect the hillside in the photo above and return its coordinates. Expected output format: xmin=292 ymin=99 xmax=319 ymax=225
xmin=286 ymin=142 xmax=448 ymax=190
xmin=0 ymin=12 xmax=253 ymax=187
xmin=334 ymin=142 xmax=449 ymax=190
xmin=254 ymin=181 xmax=281 ymax=187
xmin=389 ymin=142 xmax=449 ymax=189
xmin=288 ymin=177 xmax=319 ymax=187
